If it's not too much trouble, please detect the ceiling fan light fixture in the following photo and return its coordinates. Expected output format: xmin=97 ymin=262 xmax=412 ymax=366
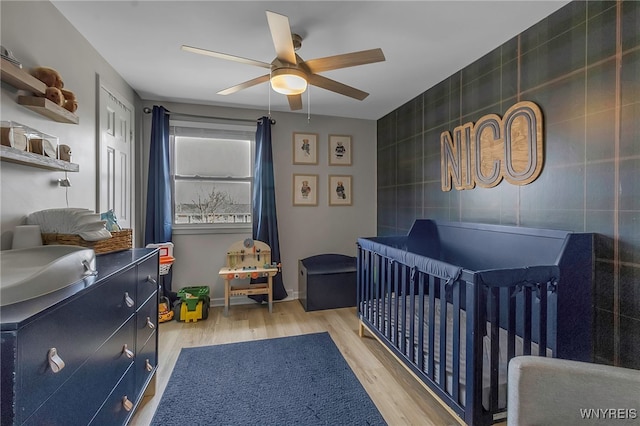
xmin=270 ymin=68 xmax=307 ymax=95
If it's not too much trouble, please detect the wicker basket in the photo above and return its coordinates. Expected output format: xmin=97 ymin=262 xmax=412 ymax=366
xmin=41 ymin=229 xmax=132 ymax=255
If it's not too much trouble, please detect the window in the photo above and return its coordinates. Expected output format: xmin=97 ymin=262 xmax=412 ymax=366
xmin=170 ymin=120 xmax=254 ymax=230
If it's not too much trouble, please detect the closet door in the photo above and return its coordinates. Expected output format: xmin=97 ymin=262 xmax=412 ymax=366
xmin=98 ymin=79 xmax=134 ymax=231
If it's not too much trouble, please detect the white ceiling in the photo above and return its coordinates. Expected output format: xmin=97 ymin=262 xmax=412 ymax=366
xmin=51 ymin=1 xmax=570 ymax=121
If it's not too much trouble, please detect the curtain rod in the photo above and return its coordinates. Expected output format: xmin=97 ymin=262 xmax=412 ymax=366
xmin=142 ymin=107 xmax=275 ymax=125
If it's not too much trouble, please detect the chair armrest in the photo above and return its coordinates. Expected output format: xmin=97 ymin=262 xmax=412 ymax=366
xmin=507 ymin=356 xmax=640 ymax=425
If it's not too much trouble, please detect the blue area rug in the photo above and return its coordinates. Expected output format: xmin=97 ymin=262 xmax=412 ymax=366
xmin=150 ymin=332 xmax=386 ymax=425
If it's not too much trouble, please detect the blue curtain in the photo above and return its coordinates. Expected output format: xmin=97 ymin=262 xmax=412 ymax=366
xmin=252 ymin=116 xmax=287 ymax=301
xmin=145 ymin=106 xmax=173 ymax=296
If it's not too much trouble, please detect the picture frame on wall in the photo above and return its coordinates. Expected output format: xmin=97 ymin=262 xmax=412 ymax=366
xmin=292 ymin=132 xmax=318 ymax=164
xmin=328 ymin=134 xmax=352 ymax=166
xmin=328 ymin=175 xmax=352 ymax=206
xmin=293 ymin=174 xmax=318 ymax=206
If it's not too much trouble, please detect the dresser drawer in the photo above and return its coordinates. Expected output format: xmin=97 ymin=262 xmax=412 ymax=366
xmin=89 ymin=363 xmax=136 ymax=426
xmin=17 ymin=267 xmax=136 ymax=423
xmin=135 ymin=326 xmax=158 ymax=400
xmin=136 ymin=292 xmax=158 ymax=351
xmin=22 ymin=319 xmax=135 ymax=426
xmin=136 ymin=253 xmax=159 ymax=308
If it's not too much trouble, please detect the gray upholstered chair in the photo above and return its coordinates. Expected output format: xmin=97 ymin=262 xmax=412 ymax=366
xmin=507 ymin=356 xmax=640 ymax=425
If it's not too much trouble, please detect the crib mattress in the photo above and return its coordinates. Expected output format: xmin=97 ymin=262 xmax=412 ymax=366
xmin=362 ymin=295 xmax=551 ymax=411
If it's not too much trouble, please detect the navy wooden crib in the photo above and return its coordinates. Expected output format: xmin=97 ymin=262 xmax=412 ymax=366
xmin=357 ymin=220 xmax=594 ymax=425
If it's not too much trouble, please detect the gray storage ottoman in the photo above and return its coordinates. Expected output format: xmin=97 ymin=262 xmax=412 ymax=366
xmin=298 ymin=254 xmax=357 ymax=311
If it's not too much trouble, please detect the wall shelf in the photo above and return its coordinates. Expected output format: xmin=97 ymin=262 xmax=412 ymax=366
xmin=16 ymin=96 xmax=79 ymax=124
xmin=0 ymin=58 xmax=46 ymax=94
xmin=1 ymin=58 xmax=79 ymax=124
xmin=0 ymin=145 xmax=79 ymax=172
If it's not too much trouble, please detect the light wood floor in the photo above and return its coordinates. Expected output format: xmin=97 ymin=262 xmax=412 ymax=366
xmin=129 ymin=300 xmax=463 ymax=426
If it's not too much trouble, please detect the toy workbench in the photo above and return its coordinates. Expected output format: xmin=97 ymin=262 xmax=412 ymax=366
xmin=218 ymin=238 xmax=279 ymax=316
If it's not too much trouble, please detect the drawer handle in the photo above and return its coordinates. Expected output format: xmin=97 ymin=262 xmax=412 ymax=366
xmin=47 ymin=348 xmax=65 ymax=373
xmin=122 ymin=396 xmax=134 ymax=412
xmin=82 ymin=259 xmax=98 ymax=276
xmin=146 ymin=317 xmax=156 ymax=330
xmin=122 ymin=344 xmax=134 ymax=359
xmin=124 ymin=292 xmax=135 ymax=308
xmin=145 ymin=359 xmax=154 ymax=372
xmin=147 ymin=275 xmax=157 ymax=285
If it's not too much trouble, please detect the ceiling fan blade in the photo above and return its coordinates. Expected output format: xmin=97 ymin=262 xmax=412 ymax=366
xmin=181 ymin=45 xmax=271 ymax=69
xmin=266 ymin=11 xmax=297 ymax=65
xmin=287 ymin=94 xmax=303 ymax=110
xmin=303 ymin=48 xmax=386 ymax=74
xmin=307 ymin=74 xmax=369 ymax=101
xmin=217 ymin=74 xmax=270 ymax=95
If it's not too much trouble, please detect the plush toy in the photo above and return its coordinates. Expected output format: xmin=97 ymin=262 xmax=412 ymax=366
xmin=31 ymin=66 xmax=63 ymax=89
xmin=30 ymin=66 xmax=72 ymax=109
xmin=100 ymin=209 xmax=121 ymax=232
xmin=44 ymin=87 xmax=64 ymax=106
xmin=61 ymin=89 xmax=78 ymax=113
xmin=58 ymin=144 xmax=72 ymax=162
xmin=29 ymin=67 xmax=78 ymax=112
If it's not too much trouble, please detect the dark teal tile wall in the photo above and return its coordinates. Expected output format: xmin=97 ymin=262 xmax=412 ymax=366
xmin=376 ymin=0 xmax=640 ymax=368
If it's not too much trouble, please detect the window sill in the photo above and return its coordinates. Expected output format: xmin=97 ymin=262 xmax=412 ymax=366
xmin=173 ymin=224 xmax=252 ymax=235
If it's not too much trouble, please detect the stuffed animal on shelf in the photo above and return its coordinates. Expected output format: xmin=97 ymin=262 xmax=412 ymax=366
xmin=30 ymin=66 xmax=77 ymax=112
xmin=44 ymin=87 xmax=64 ymax=107
xmin=61 ymin=88 xmax=78 ymax=113
xmin=31 ymin=66 xmax=64 ymax=89
xmin=58 ymin=144 xmax=72 ymax=162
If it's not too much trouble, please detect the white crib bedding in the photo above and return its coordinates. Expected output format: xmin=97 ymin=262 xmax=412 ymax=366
xmin=363 ymin=295 xmax=552 ymax=411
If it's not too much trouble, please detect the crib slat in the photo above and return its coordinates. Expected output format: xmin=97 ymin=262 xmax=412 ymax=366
xmin=393 ymin=261 xmax=400 ymax=348
xmin=438 ymin=278 xmax=447 ymax=387
xmin=506 ymin=286 xmax=516 ymax=362
xmin=452 ymin=280 xmax=461 ymax=404
xmin=418 ymin=273 xmax=425 ymax=373
xmin=358 ymin=251 xmax=371 ymax=320
xmin=385 ymin=258 xmax=392 ymax=339
xmin=538 ymin=281 xmax=548 ymax=356
xmin=399 ymin=265 xmax=407 ymax=354
xmin=373 ymin=253 xmax=378 ymax=324
xmin=523 ymin=286 xmax=532 ymax=355
xmin=408 ymin=268 xmax=416 ymax=363
xmin=365 ymin=250 xmax=371 ymax=322
xmin=377 ymin=257 xmax=391 ymax=332
xmin=428 ymin=275 xmax=436 ymax=379
xmin=489 ymin=286 xmax=500 ymax=413
xmin=370 ymin=251 xmax=375 ymax=323
xmin=363 ymin=250 xmax=369 ymax=322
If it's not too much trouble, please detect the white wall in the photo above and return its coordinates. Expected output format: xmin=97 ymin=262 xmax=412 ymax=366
xmin=0 ymin=1 xmax=139 ymax=248
xmin=141 ymin=101 xmax=377 ymax=304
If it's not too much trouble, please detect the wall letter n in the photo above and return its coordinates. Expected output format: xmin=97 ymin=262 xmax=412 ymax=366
xmin=441 ymin=123 xmax=474 ymax=191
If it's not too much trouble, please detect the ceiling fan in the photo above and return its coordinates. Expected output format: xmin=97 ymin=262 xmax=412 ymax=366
xmin=181 ymin=10 xmax=386 ymax=111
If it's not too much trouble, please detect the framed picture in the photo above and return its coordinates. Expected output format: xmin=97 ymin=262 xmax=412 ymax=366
xmin=329 ymin=134 xmax=352 ymax=166
xmin=293 ymin=132 xmax=318 ymax=164
xmin=328 ymin=175 xmax=352 ymax=206
xmin=293 ymin=174 xmax=318 ymax=206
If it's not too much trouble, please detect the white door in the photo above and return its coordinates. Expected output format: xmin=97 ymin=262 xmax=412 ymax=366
xmin=98 ymin=80 xmax=134 ymax=231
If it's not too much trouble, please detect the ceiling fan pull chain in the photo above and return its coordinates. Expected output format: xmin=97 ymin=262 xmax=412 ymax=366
xmin=268 ymin=70 xmax=272 ymax=117
xmin=307 ymin=86 xmax=311 ymax=123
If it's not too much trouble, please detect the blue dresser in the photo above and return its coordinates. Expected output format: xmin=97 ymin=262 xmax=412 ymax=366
xmin=1 ymin=248 xmax=159 ymax=426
